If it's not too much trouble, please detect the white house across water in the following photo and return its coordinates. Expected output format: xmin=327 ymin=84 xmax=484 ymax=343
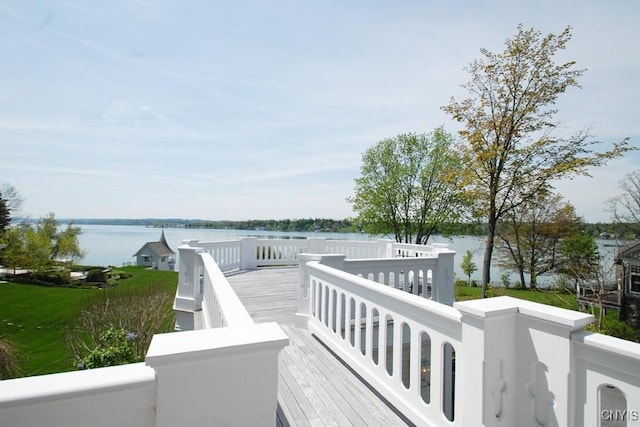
xmin=1 ymin=236 xmax=639 ymax=426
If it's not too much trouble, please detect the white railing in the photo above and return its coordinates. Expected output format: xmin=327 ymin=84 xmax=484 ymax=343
xmin=306 ymin=259 xmax=462 ymax=425
xmin=0 ymin=243 xmax=288 ymax=427
xmin=572 ymin=331 xmax=640 ymax=427
xmin=200 ymin=252 xmax=254 ymax=329
xmin=296 ymin=253 xmax=640 ymax=427
xmin=182 ymin=237 xmax=410 ymax=271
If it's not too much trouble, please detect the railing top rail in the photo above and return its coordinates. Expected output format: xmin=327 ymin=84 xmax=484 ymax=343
xmin=0 ymin=362 xmax=155 ymax=408
xmin=200 ymin=253 xmax=253 ymax=327
xmin=185 ymin=239 xmax=242 ymax=248
xmin=573 ymin=329 xmax=640 ymax=361
xmin=343 ymin=256 xmax=440 ymax=265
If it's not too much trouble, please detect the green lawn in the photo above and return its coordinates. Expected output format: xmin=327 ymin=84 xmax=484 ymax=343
xmin=0 ymin=267 xmax=177 ymax=377
xmin=455 ymin=284 xmax=579 ymax=310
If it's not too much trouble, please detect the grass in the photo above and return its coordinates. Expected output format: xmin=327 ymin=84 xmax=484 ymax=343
xmin=0 ymin=267 xmax=177 ymax=377
xmin=455 ymin=284 xmax=579 ymax=310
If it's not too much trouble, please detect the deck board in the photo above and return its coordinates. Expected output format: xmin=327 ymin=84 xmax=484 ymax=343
xmin=226 ymin=268 xmax=410 ymax=427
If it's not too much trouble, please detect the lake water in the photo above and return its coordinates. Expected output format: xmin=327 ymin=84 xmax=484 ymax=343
xmin=76 ymin=224 xmax=618 ymax=287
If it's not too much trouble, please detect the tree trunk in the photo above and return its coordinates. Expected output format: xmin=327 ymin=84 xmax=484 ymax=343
xmin=482 ymin=220 xmax=496 ymax=298
xmin=530 ymin=272 xmax=537 ymax=290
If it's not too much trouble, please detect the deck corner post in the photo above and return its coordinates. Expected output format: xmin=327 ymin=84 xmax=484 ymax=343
xmin=455 ymin=297 xmax=520 ymax=427
xmin=377 ymin=239 xmax=394 ymax=258
xmin=296 ymin=253 xmax=324 ymax=328
xmin=174 ymin=244 xmax=204 ymax=331
xmin=240 ymin=237 xmax=258 ymax=270
xmin=307 ymin=237 xmax=327 ymax=254
xmin=432 ymin=249 xmax=455 ymax=306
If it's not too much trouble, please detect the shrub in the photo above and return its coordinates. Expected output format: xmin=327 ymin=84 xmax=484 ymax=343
xmin=78 ymin=328 xmax=137 ymax=369
xmin=500 ymin=273 xmax=511 ymax=289
xmin=454 ymin=278 xmax=468 ymax=287
xmin=19 ymin=270 xmax=71 ymax=286
xmin=86 ymin=268 xmax=108 ymax=283
xmin=67 ymin=285 xmax=175 ymax=365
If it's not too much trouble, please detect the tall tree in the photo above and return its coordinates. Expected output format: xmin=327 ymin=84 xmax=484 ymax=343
xmin=607 ymin=169 xmax=640 ymax=239
xmin=442 ymin=25 xmax=634 ymax=297
xmin=2 ymin=213 xmax=85 ymax=271
xmin=495 ymin=192 xmax=581 ymax=289
xmin=0 ymin=184 xmax=22 ymax=235
xmin=349 ymin=128 xmax=467 ymax=244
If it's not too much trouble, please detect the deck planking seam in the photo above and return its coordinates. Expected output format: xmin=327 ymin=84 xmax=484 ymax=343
xmin=226 ymin=268 xmax=409 ymax=427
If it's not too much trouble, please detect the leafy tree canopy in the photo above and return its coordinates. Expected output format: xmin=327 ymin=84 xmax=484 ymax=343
xmin=349 ymin=128 xmax=468 ymax=244
xmin=442 ymin=25 xmax=636 ymax=296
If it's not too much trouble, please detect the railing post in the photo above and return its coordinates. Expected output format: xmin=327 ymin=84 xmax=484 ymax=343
xmin=146 ymin=323 xmax=289 ymax=427
xmin=455 ymin=297 xmax=519 ymax=426
xmin=318 ymin=254 xmax=347 ymax=269
xmin=240 ymin=237 xmax=258 ymax=270
xmin=377 ymin=239 xmax=394 ymax=258
xmin=455 ymin=296 xmax=593 ymax=427
xmin=296 ymin=254 xmax=323 ymax=328
xmin=308 ymin=237 xmax=326 ymax=254
xmin=174 ymin=244 xmax=204 ymax=331
xmin=296 ymin=254 xmax=347 ymax=328
xmin=432 ymin=247 xmax=455 ymax=306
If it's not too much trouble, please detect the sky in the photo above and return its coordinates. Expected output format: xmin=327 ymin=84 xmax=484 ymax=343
xmin=1 ymin=1 xmax=638 ymax=222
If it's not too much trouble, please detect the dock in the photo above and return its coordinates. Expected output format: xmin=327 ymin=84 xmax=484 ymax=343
xmin=227 ymin=267 xmax=410 ymax=427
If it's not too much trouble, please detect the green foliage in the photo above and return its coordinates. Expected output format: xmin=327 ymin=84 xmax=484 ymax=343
xmin=500 ymin=273 xmax=511 ymax=289
xmin=86 ymin=268 xmax=108 ymax=283
xmin=67 ymin=277 xmax=176 ymax=365
xmin=460 ymin=250 xmax=477 ymax=285
xmin=78 ymin=328 xmax=137 ymax=370
xmin=349 ymin=128 xmax=468 ymax=244
xmin=29 ymin=270 xmax=71 ymax=286
xmin=598 ymin=311 xmax=640 ymax=343
xmin=558 ymin=233 xmax=600 ymax=282
xmin=495 ymin=192 xmax=582 ymax=289
xmin=442 ymin=25 xmax=635 ymax=296
xmin=2 ymin=213 xmax=86 ymax=272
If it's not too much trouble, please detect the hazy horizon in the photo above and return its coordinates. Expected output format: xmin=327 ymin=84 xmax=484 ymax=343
xmin=2 ymin=1 xmax=638 ymax=222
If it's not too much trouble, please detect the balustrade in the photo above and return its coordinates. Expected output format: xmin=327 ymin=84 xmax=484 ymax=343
xmin=3 ymin=236 xmax=640 ymax=427
xmin=297 ymin=253 xmax=640 ymax=427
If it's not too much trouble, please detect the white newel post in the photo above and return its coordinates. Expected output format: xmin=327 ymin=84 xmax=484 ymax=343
xmin=318 ymin=254 xmax=347 ymax=269
xmin=240 ymin=237 xmax=258 ymax=270
xmin=146 ymin=323 xmax=289 ymax=427
xmin=296 ymin=254 xmax=347 ymax=328
xmin=174 ymin=243 xmax=204 ymax=331
xmin=455 ymin=297 xmax=593 ymax=427
xmin=308 ymin=237 xmax=326 ymax=254
xmin=296 ymin=253 xmax=323 ymax=328
xmin=377 ymin=239 xmax=394 ymax=258
xmin=432 ymin=247 xmax=455 ymax=306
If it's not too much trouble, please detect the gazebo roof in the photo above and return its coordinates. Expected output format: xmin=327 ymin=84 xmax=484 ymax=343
xmin=132 ymin=230 xmax=175 ymax=258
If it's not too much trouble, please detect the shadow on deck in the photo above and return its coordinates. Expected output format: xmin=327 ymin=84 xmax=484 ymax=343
xmin=226 ymin=267 xmax=410 ymax=427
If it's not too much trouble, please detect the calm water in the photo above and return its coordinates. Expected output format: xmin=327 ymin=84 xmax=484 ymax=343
xmin=76 ymin=224 xmax=617 ymax=287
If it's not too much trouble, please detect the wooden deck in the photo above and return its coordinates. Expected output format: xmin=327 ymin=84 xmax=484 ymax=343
xmin=226 ymin=267 xmax=411 ymax=427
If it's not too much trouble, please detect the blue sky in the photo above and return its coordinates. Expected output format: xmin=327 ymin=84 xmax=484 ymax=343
xmin=1 ymin=1 xmax=638 ymax=222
